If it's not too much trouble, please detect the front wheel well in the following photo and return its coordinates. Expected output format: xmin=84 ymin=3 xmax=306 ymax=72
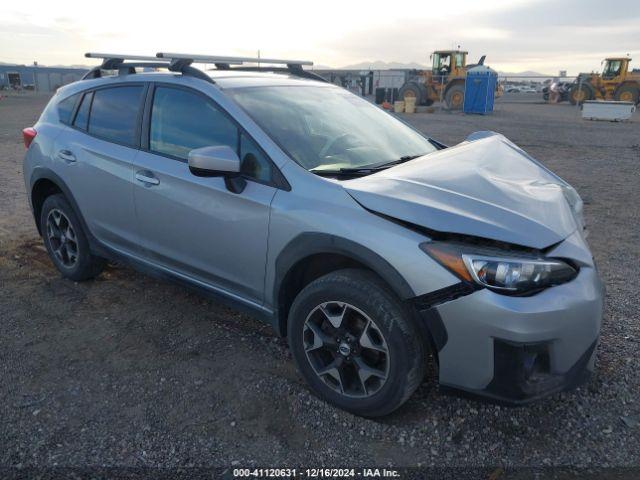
xmin=277 ymin=253 xmax=373 ymax=336
xmin=31 ymin=178 xmax=63 ymax=235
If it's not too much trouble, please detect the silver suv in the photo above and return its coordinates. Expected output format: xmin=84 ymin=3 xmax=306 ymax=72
xmin=23 ymin=52 xmax=603 ymax=416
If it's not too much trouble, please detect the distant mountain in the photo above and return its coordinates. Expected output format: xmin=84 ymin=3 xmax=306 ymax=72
xmin=338 ymin=60 xmax=427 ymax=70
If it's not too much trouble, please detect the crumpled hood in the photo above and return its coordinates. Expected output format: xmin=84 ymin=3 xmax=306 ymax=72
xmin=344 ymin=132 xmax=581 ymax=249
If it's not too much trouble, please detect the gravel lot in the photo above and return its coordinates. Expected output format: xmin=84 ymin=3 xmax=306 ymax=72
xmin=1 ymin=93 xmax=639 ymax=474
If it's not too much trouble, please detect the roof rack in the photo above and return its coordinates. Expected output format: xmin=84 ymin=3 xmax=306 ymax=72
xmin=82 ymin=52 xmax=325 ymax=83
xmin=82 ymin=52 xmax=215 ymax=83
xmin=156 ymin=52 xmax=325 ymax=82
xmin=156 ymin=52 xmax=313 ymax=67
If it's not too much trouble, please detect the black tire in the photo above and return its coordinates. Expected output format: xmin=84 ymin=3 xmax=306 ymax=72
xmin=614 ymin=84 xmax=640 ymax=104
xmin=569 ymin=83 xmax=594 ymax=105
xmin=287 ymin=269 xmax=426 ymax=417
xmin=444 ymin=84 xmax=465 ymax=110
xmin=40 ymin=194 xmax=106 ymax=281
xmin=398 ymin=82 xmax=427 ymax=105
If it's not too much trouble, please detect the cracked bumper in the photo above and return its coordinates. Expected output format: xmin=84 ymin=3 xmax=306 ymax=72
xmin=423 ymin=266 xmax=603 ymax=404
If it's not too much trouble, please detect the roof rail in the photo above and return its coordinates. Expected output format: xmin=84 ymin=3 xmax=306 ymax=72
xmin=82 ymin=52 xmax=214 ymax=83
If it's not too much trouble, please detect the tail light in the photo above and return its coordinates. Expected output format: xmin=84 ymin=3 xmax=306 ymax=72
xmin=23 ymin=127 xmax=37 ymax=149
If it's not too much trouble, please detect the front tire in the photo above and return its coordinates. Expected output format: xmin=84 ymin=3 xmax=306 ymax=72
xmin=287 ymin=269 xmax=426 ymax=417
xmin=40 ymin=194 xmax=106 ymax=281
xmin=614 ymin=84 xmax=639 ymax=104
xmin=445 ymin=84 xmax=465 ymax=110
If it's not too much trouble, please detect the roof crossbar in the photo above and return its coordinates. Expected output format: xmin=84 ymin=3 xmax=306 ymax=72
xmin=156 ymin=52 xmax=324 ymax=82
xmin=156 ymin=52 xmax=313 ymax=67
xmin=226 ymin=66 xmax=327 ymax=83
xmin=82 ymin=52 xmax=214 ymax=83
xmin=85 ymin=53 xmax=165 ymax=63
xmin=83 ymin=53 xmax=171 ymax=79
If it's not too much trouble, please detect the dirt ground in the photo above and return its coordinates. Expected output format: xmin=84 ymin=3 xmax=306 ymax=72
xmin=1 ymin=93 xmax=639 ymax=473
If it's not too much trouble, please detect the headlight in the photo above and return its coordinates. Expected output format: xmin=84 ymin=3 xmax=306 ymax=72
xmin=421 ymin=242 xmax=577 ymax=294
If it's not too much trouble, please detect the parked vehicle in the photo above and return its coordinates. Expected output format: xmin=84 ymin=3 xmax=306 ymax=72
xmin=542 ymin=81 xmax=572 ymax=102
xmin=506 ymin=85 xmax=536 ymax=94
xmin=23 ymin=52 xmax=603 ymax=417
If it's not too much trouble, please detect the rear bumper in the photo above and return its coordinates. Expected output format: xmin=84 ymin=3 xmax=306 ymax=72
xmin=420 ymin=266 xmax=603 ymax=405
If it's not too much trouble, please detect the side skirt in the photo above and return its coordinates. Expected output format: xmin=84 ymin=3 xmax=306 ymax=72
xmin=93 ymin=241 xmax=277 ymax=329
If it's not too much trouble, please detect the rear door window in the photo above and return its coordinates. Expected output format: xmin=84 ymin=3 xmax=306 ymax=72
xmin=88 ymin=86 xmax=145 ymax=146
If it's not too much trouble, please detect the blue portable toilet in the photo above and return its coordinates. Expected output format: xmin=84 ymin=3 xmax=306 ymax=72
xmin=463 ymin=65 xmax=498 ymax=114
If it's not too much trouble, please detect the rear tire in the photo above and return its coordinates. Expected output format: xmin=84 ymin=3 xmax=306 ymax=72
xmin=398 ymin=82 xmax=427 ymax=106
xmin=40 ymin=194 xmax=106 ymax=281
xmin=287 ymin=269 xmax=426 ymax=417
xmin=614 ymin=84 xmax=639 ymax=104
xmin=445 ymin=84 xmax=465 ymax=110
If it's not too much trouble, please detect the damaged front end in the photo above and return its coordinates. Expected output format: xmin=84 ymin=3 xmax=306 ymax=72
xmin=343 ymin=131 xmax=602 ymax=404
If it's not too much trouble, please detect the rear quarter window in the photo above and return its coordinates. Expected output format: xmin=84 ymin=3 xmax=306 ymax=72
xmin=88 ymin=86 xmax=145 ymax=147
xmin=57 ymin=93 xmax=79 ymax=125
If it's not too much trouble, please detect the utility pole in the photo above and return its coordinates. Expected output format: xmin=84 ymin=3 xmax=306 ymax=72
xmin=33 ymin=60 xmax=38 ymax=93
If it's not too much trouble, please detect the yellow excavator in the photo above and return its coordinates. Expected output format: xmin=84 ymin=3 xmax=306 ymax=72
xmin=398 ymin=50 xmax=492 ymax=110
xmin=570 ymin=57 xmax=640 ymax=105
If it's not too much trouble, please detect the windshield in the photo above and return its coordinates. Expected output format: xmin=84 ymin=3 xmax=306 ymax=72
xmin=227 ymin=85 xmax=436 ymax=172
xmin=603 ymin=60 xmax=621 ymax=77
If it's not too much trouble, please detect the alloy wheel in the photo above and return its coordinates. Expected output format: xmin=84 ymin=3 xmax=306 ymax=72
xmin=46 ymin=209 xmax=79 ymax=268
xmin=303 ymin=301 xmax=390 ymax=398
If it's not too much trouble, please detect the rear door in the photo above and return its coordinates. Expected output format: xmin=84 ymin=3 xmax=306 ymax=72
xmin=53 ymin=84 xmax=146 ymax=254
xmin=132 ymin=84 xmax=279 ymax=305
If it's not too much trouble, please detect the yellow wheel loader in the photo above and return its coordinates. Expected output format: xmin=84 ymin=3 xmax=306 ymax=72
xmin=570 ymin=57 xmax=640 ymax=105
xmin=398 ymin=50 xmax=495 ymax=110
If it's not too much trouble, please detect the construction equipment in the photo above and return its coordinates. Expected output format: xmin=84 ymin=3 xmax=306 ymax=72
xmin=569 ymin=57 xmax=640 ymax=105
xmin=398 ymin=50 xmax=491 ymax=110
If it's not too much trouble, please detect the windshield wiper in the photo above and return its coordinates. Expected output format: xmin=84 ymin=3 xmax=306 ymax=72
xmin=310 ymin=153 xmax=427 ymax=177
xmin=310 ymin=168 xmax=371 ymax=177
xmin=337 ymin=154 xmax=426 ymax=174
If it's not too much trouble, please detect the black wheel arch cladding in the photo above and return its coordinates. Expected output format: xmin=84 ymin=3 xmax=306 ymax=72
xmin=30 ymin=168 xmax=112 ymax=260
xmin=273 ymin=232 xmax=416 ymax=336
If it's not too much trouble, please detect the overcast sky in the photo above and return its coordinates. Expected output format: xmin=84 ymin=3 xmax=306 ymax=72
xmin=1 ymin=0 xmax=638 ymax=74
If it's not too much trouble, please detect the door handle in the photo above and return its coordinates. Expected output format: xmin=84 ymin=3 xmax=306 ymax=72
xmin=58 ymin=149 xmax=76 ymax=163
xmin=135 ymin=171 xmax=160 ymax=186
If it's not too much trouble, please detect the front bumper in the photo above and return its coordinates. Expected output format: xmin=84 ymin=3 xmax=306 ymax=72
xmin=420 ymin=265 xmax=603 ymax=405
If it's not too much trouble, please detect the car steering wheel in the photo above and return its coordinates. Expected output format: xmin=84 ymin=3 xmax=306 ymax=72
xmin=318 ymin=133 xmax=352 ymax=158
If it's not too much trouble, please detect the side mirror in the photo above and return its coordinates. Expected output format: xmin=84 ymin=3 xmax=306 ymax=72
xmin=188 ymin=145 xmax=246 ymax=194
xmin=188 ymin=145 xmax=240 ymax=176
